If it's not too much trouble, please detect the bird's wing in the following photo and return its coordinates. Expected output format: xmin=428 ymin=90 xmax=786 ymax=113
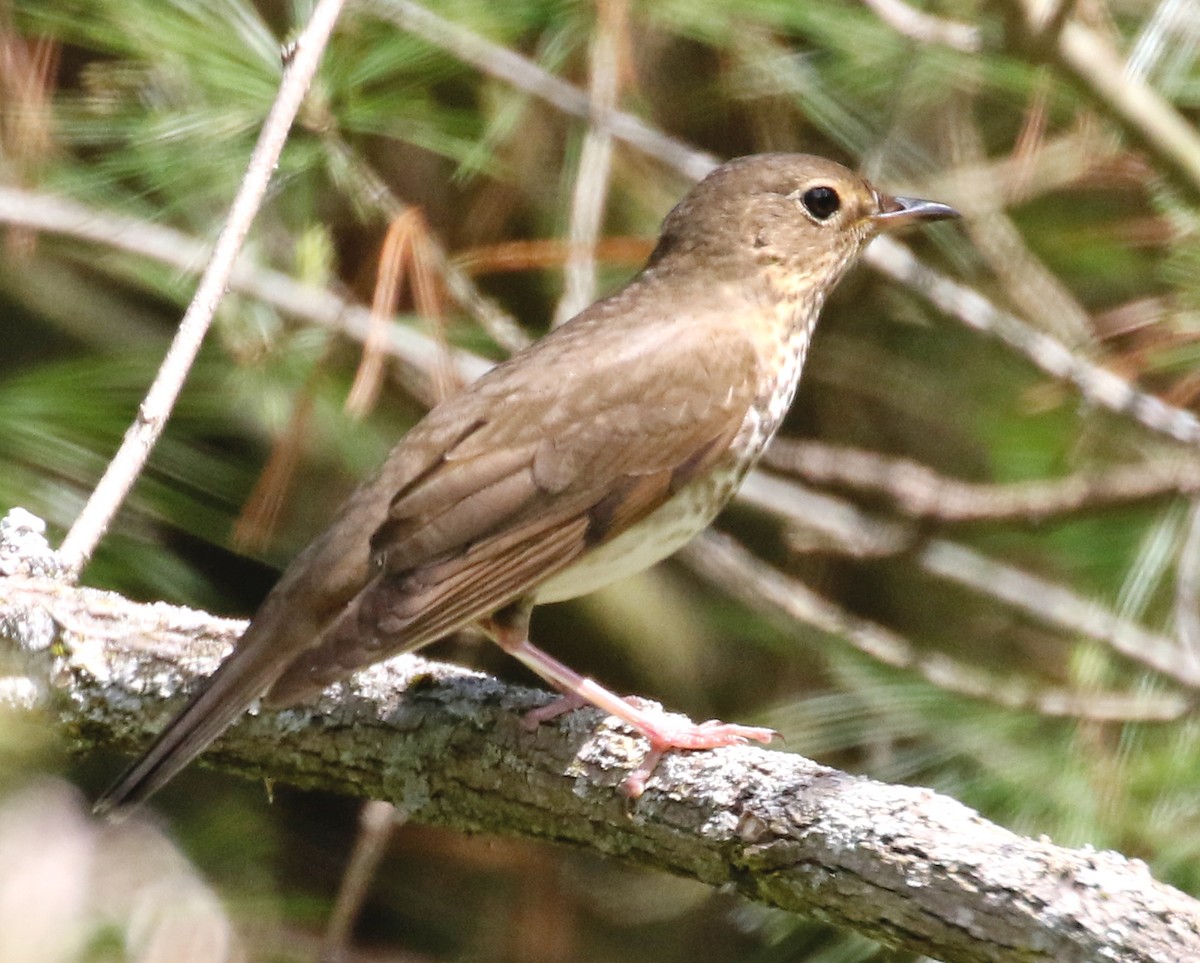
xmin=94 ymin=305 xmax=759 ymax=813
xmin=265 ymin=312 xmax=761 ymax=701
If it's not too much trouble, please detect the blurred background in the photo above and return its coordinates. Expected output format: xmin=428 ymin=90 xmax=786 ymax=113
xmin=3 ymin=0 xmax=1200 ymax=959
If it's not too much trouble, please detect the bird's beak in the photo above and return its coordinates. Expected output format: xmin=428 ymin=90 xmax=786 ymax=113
xmin=872 ymin=194 xmax=960 ymax=232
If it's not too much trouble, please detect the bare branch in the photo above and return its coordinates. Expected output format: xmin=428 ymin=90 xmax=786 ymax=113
xmin=737 ymin=472 xmax=1200 ymax=689
xmin=683 ymin=532 xmax=1192 ymax=722
xmin=764 ymin=439 xmax=1200 ymax=523
xmin=367 ymin=0 xmax=718 ymax=181
xmin=55 ymin=0 xmax=348 ymax=578
xmin=866 ymin=235 xmax=1200 ymax=445
xmin=0 ymin=185 xmax=494 ymax=388
xmin=553 ymin=0 xmax=624 ymax=327
xmin=860 ymin=0 xmax=981 ymax=52
xmin=3 ymin=572 xmax=1199 ymax=963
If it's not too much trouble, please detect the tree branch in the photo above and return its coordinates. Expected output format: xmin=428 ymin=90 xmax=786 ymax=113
xmin=371 ymin=0 xmax=1200 ymax=449
xmin=737 ymin=472 xmax=1200 ymax=689
xmin=54 ymin=0 xmax=348 ymax=578
xmin=682 ymin=532 xmax=1192 ymax=723
xmin=763 ymin=439 xmax=1200 ymax=523
xmin=2 ymin=570 xmax=1198 ymax=962
xmin=0 ymin=184 xmax=495 ymax=389
xmin=552 ymin=0 xmax=623 ymax=327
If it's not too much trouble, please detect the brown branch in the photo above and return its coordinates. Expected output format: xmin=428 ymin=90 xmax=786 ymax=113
xmin=3 ymin=570 xmax=1199 ymax=962
xmin=866 ymin=235 xmax=1200 ymax=445
xmin=553 ymin=0 xmax=625 ymax=327
xmin=0 ymin=184 xmax=495 ymax=390
xmin=736 ymin=472 xmax=1200 ymax=689
xmin=317 ymin=134 xmax=533 ymax=354
xmin=55 ymin=0 xmax=348 ymax=578
xmin=682 ymin=532 xmax=1192 ymax=723
xmin=763 ymin=439 xmax=1200 ymax=523
xmin=322 ymin=800 xmax=401 ymax=961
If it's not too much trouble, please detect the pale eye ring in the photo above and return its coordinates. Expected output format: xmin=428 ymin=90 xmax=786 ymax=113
xmin=801 ymin=185 xmax=840 ymax=220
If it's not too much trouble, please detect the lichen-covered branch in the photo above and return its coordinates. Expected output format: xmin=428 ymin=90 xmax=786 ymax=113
xmin=2 ymin=574 xmax=1197 ymax=963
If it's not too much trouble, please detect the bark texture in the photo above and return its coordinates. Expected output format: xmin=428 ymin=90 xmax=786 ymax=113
xmin=2 ymin=573 xmax=1198 ymax=963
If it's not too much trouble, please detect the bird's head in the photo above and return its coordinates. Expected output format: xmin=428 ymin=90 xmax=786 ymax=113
xmin=647 ymin=153 xmax=958 ymax=288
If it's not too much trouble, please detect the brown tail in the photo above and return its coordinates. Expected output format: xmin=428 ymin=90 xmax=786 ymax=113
xmin=92 ymin=620 xmax=302 ymax=819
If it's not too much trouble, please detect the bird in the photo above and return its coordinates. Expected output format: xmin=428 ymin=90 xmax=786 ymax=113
xmin=95 ymin=153 xmax=958 ymax=813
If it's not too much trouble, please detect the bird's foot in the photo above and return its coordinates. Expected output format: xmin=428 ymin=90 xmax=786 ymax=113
xmin=618 ymin=713 xmax=777 ymax=798
xmin=496 ymin=634 xmax=775 ymax=797
xmin=633 ymin=713 xmax=778 ymax=752
xmin=521 ymin=690 xmax=776 ymax=798
xmin=521 ymin=692 xmax=587 ymax=729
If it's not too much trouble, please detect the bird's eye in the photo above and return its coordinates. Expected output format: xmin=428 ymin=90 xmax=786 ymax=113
xmin=801 ymin=186 xmax=840 ymax=221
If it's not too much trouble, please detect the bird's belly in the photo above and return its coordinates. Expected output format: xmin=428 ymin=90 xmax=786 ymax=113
xmin=535 ymin=310 xmax=811 ymax=606
xmin=533 ymin=468 xmax=737 ymax=604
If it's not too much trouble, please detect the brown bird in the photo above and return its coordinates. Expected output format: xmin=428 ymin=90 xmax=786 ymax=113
xmin=96 ymin=153 xmax=958 ymax=813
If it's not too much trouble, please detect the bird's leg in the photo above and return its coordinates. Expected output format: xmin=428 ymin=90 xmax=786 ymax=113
xmin=481 ymin=602 xmax=777 ymax=797
xmin=521 ymin=691 xmax=588 ymax=727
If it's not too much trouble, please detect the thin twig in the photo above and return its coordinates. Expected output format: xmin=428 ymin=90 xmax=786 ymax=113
xmin=54 ymin=0 xmax=348 ymax=578
xmin=763 ymin=439 xmax=1200 ymax=523
xmin=920 ymin=538 xmax=1198 ymax=686
xmin=321 ymin=800 xmax=401 ymax=963
xmin=553 ymin=0 xmax=624 ymax=327
xmin=1174 ymin=499 xmax=1200 ymax=673
xmin=231 ymin=362 xmax=323 ymax=554
xmin=367 ymin=0 xmax=718 ymax=181
xmin=319 ymin=134 xmax=531 ymax=353
xmin=345 ymin=207 xmax=459 ymax=414
xmin=370 ymin=0 xmax=1200 ymax=451
xmin=866 ymin=235 xmax=1200 ymax=445
xmin=682 ymin=532 xmax=1191 ymax=722
xmin=0 ymin=185 xmax=494 ymax=388
xmin=0 ymin=28 xmax=60 ymax=260
xmin=455 ymin=236 xmax=651 ymax=275
xmin=944 ymin=93 xmax=1094 ymax=345
xmin=736 ymin=471 xmax=1200 ymax=689
xmin=859 ymin=0 xmax=981 ymax=52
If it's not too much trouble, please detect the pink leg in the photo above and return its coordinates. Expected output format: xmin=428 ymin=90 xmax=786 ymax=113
xmin=481 ymin=608 xmax=776 ymax=797
xmin=521 ymin=691 xmax=587 ymax=728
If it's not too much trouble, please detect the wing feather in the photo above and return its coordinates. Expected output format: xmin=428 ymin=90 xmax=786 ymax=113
xmin=267 ymin=513 xmax=591 ymax=701
xmin=267 ymin=311 xmax=762 ymax=702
